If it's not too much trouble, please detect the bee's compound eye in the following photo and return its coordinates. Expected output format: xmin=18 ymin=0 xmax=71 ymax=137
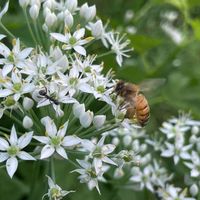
xmin=39 ymin=90 xmax=46 ymax=96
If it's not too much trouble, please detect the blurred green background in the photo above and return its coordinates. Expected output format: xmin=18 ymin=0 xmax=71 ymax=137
xmin=0 ymin=0 xmax=200 ymax=199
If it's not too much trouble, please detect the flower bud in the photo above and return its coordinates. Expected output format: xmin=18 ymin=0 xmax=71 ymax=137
xmin=23 ymin=97 xmax=34 ymax=110
xmin=123 ymin=135 xmax=132 ymax=146
xmin=45 ymin=12 xmax=57 ymax=28
xmin=114 ymin=168 xmax=124 ymax=179
xmin=80 ymin=3 xmax=96 ymax=22
xmin=29 ymin=5 xmax=40 ymax=20
xmin=189 ymin=135 xmax=197 ymax=144
xmin=90 ymin=20 xmax=104 ymax=38
xmin=190 ymin=184 xmax=198 ymax=196
xmin=64 ymin=10 xmax=74 ymax=28
xmin=112 ymin=137 xmax=120 ymax=146
xmin=23 ymin=116 xmax=33 ymax=129
xmin=192 ymin=126 xmax=199 ymax=135
xmin=80 ymin=111 xmax=93 ymax=128
xmin=196 ymin=143 xmax=200 ymax=153
xmin=132 ymin=140 xmax=139 ymax=151
xmin=140 ymin=144 xmax=147 ymax=152
xmin=42 ymin=23 xmax=49 ymax=32
xmin=19 ymin=0 xmax=30 ymax=8
xmin=66 ymin=0 xmax=77 ymax=13
xmin=73 ymin=103 xmax=85 ymax=118
xmin=43 ymin=0 xmax=56 ymax=10
xmin=93 ymin=115 xmax=106 ymax=129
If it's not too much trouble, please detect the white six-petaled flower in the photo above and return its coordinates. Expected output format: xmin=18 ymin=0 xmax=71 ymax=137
xmin=34 ymin=116 xmax=81 ymax=159
xmin=0 ymin=125 xmax=35 ymax=178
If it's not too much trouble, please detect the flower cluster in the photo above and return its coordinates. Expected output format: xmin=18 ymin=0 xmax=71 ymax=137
xmin=0 ymin=0 xmax=133 ymax=198
xmin=104 ymin=113 xmax=200 ymax=199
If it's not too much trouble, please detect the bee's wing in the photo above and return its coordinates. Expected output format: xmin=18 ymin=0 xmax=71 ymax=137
xmin=138 ymin=78 xmax=166 ymax=93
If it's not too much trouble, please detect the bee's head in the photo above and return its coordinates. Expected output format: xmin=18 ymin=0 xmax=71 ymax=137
xmin=115 ymin=80 xmax=125 ymax=95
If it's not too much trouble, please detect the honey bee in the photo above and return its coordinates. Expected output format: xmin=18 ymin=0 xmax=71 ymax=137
xmin=115 ymin=79 xmax=165 ymax=127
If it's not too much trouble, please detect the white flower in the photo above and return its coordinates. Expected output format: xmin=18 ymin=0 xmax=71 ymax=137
xmin=161 ymin=23 xmax=183 ymax=45
xmin=0 ymin=125 xmax=35 ymax=178
xmin=0 ymin=1 xmax=9 ymax=20
xmin=158 ymin=185 xmax=195 ymax=200
xmin=160 ymin=121 xmax=190 ymax=139
xmin=161 ymin=141 xmax=192 ymax=165
xmin=72 ymin=159 xmax=107 ymax=194
xmin=0 ymin=38 xmax=33 ymax=76
xmin=184 ymin=151 xmax=200 ymax=177
xmin=87 ymin=20 xmax=109 ymax=48
xmin=107 ymin=32 xmax=132 ymax=66
xmin=80 ymin=3 xmax=96 ymax=22
xmin=130 ymin=166 xmax=154 ymax=192
xmin=51 ymin=28 xmax=93 ymax=56
xmin=43 ymin=176 xmax=74 ymax=200
xmin=81 ymin=135 xmax=117 ymax=174
xmin=0 ymin=69 xmax=35 ymax=101
xmin=34 ymin=117 xmax=81 ymax=159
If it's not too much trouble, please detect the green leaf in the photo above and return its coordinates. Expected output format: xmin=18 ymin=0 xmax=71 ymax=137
xmin=190 ymin=19 xmax=200 ymax=40
xmin=129 ymin=34 xmax=162 ymax=54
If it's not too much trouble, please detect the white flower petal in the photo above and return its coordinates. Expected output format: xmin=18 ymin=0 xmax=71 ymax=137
xmin=47 ymin=175 xmax=55 ymax=188
xmin=33 ymin=136 xmax=50 ymax=144
xmin=191 ymin=169 xmax=199 ymax=177
xmin=56 ymin=146 xmax=68 ymax=159
xmin=73 ymin=45 xmax=86 ymax=56
xmin=62 ymin=135 xmax=81 ymax=147
xmin=0 ymin=1 xmax=9 ymax=20
xmin=76 ymin=159 xmax=91 ymax=169
xmin=17 ymin=151 xmax=36 ymax=160
xmin=41 ymin=145 xmax=55 ymax=159
xmin=6 ymin=157 xmax=18 ymax=178
xmin=57 ymin=121 xmax=68 ymax=138
xmin=97 ymin=135 xmax=106 ymax=147
xmin=0 ymin=138 xmax=9 ymax=150
xmin=18 ymin=132 xmax=33 ymax=149
xmin=18 ymin=48 xmax=33 ymax=59
xmin=102 ymin=144 xmax=116 ymax=155
xmin=93 ymin=158 xmax=102 ymax=174
xmin=0 ymin=152 xmax=9 ymax=162
xmin=2 ymin=64 xmax=13 ymax=76
xmin=81 ymin=139 xmax=95 ymax=151
xmin=10 ymin=125 xmax=18 ymax=145
xmin=0 ymin=89 xmax=13 ymax=97
xmin=73 ymin=28 xmax=85 ymax=40
xmin=51 ymin=33 xmax=67 ymax=43
xmin=161 ymin=149 xmax=174 ymax=157
xmin=102 ymin=156 xmax=117 ymax=166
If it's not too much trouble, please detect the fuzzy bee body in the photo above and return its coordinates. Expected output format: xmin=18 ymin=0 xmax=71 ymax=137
xmin=115 ymin=80 xmax=150 ymax=127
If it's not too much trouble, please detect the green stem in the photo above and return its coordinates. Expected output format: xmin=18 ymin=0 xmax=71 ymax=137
xmin=0 ymin=22 xmax=15 ymax=38
xmin=4 ymin=110 xmax=23 ymax=127
xmin=96 ymin=50 xmax=114 ymax=59
xmin=33 ymin=20 xmax=43 ymax=47
xmin=23 ymin=8 xmax=37 ymax=45
xmin=50 ymin=157 xmax=56 ymax=182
